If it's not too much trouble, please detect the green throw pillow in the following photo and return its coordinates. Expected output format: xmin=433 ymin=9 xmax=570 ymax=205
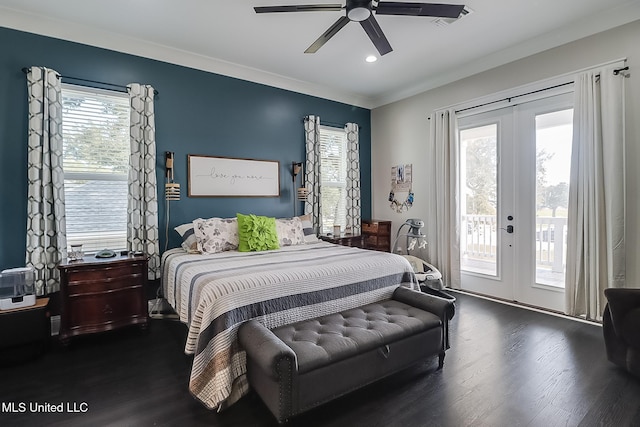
xmin=237 ymin=213 xmax=280 ymax=252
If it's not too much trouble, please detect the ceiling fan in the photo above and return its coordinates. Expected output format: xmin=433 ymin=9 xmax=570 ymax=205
xmin=254 ymin=1 xmax=466 ymax=56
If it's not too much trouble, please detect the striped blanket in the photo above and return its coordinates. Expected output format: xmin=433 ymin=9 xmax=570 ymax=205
xmin=161 ymin=242 xmax=418 ymax=410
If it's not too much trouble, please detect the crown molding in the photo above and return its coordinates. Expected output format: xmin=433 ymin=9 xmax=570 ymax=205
xmin=0 ymin=6 xmax=374 ymax=109
xmin=369 ymin=0 xmax=640 ymax=108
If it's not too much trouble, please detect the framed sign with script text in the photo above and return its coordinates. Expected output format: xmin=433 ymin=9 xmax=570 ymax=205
xmin=188 ymin=155 xmax=280 ymax=197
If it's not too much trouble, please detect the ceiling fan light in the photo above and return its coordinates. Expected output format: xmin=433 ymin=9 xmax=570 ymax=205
xmin=347 ymin=6 xmax=371 ymax=22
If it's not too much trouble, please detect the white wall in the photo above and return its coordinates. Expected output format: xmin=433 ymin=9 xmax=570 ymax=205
xmin=371 ymin=19 xmax=640 ymax=284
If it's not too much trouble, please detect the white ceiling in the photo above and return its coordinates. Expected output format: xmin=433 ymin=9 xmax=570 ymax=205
xmin=1 ymin=0 xmax=639 ymax=108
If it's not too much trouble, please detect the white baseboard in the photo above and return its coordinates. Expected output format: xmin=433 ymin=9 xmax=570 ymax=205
xmin=448 ymin=289 xmax=602 ymax=326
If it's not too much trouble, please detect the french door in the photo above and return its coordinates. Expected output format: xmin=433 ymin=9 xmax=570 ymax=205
xmin=458 ymin=93 xmax=573 ymax=312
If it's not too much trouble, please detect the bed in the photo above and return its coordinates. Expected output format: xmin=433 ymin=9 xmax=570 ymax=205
xmin=161 ymin=241 xmax=419 ymax=410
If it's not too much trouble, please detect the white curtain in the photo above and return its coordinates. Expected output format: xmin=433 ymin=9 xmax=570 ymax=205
xmin=127 ymin=83 xmax=160 ymax=280
xmin=565 ymin=67 xmax=626 ymax=321
xmin=25 ymin=66 xmax=67 ymax=295
xmin=303 ymin=115 xmax=322 ymax=234
xmin=345 ymin=122 xmax=361 ymax=234
xmin=427 ymin=109 xmax=461 ymax=288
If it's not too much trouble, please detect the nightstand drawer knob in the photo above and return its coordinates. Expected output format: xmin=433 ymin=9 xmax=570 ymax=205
xmin=103 ymin=304 xmax=113 ymax=314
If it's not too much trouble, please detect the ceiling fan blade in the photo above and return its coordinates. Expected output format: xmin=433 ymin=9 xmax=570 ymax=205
xmin=360 ymin=15 xmax=392 ymax=56
xmin=255 ymin=4 xmax=343 ymax=13
xmin=375 ymin=2 xmax=465 ymax=18
xmin=304 ymin=16 xmax=350 ymax=53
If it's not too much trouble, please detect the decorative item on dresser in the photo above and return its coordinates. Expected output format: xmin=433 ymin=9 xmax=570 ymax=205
xmin=362 ymin=219 xmax=392 ymax=252
xmin=57 ymin=254 xmax=149 ymax=345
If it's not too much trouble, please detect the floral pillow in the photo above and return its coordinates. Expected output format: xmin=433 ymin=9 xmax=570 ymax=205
xmin=275 ymin=217 xmax=305 ymax=246
xmin=192 ymin=217 xmax=239 ymax=254
xmin=237 ymin=213 xmax=280 ymax=252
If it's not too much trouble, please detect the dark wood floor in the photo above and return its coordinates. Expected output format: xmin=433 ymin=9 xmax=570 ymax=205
xmin=1 ymin=292 xmax=639 ymax=427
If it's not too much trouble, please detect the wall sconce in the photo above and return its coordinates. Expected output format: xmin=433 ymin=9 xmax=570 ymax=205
xmin=292 ymin=162 xmax=308 ymax=216
xmin=297 ymin=187 xmax=309 ymax=202
xmin=165 ymin=151 xmax=180 ymax=201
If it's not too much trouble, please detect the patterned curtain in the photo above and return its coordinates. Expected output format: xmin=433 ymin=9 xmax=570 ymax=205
xmin=127 ymin=84 xmax=160 ymax=280
xmin=25 ymin=66 xmax=67 ymax=295
xmin=345 ymin=123 xmax=361 ymax=234
xmin=303 ymin=115 xmax=322 ymax=234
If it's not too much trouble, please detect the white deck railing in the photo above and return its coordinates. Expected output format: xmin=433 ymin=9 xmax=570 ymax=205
xmin=462 ymin=215 xmax=567 ymax=274
xmin=535 ymin=217 xmax=567 ymax=273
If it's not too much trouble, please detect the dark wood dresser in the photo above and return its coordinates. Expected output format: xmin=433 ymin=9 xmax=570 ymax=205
xmin=319 ymin=233 xmax=365 ymax=248
xmin=58 ymin=254 xmax=148 ymax=344
xmin=362 ymin=220 xmax=392 ymax=252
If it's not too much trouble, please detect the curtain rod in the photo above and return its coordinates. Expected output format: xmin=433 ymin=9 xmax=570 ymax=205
xmin=454 ymin=81 xmax=573 ymax=114
xmin=321 ymin=120 xmax=348 ymax=129
xmin=454 ymin=66 xmax=629 ymax=115
xmin=613 ymin=66 xmax=629 ymax=75
xmin=21 ymin=67 xmax=159 ymax=95
xmin=303 ymin=117 xmax=361 ymax=130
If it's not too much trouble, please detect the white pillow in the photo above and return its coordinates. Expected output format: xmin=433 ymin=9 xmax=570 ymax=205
xmin=298 ymin=214 xmax=319 ymax=243
xmin=193 ymin=217 xmax=239 ymax=254
xmin=275 ymin=217 xmax=305 ymax=246
xmin=174 ymin=221 xmax=200 ymax=253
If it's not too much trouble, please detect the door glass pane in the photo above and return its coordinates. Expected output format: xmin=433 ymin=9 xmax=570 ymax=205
xmin=535 ymin=109 xmax=573 ymax=287
xmin=460 ymin=124 xmax=498 ymax=276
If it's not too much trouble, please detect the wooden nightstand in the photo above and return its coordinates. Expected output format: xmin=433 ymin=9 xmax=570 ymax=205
xmin=362 ymin=220 xmax=392 ymax=252
xmin=319 ymin=234 xmax=365 ymax=248
xmin=57 ymin=254 xmax=148 ymax=344
xmin=0 ymin=297 xmax=50 ymax=363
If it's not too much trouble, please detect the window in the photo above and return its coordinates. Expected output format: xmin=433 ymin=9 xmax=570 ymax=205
xmin=61 ymin=85 xmax=130 ymax=253
xmin=319 ymin=125 xmax=347 ymax=234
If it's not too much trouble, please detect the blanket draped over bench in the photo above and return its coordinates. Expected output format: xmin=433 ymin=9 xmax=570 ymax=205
xmin=161 ymin=243 xmax=419 ymax=409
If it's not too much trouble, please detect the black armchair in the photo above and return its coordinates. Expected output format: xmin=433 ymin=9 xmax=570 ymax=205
xmin=603 ymin=288 xmax=640 ymax=378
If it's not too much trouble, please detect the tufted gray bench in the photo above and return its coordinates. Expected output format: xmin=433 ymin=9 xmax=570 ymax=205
xmin=238 ymin=286 xmax=455 ymax=423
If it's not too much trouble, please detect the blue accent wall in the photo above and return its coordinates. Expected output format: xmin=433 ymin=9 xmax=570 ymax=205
xmin=0 ymin=26 xmax=371 ymax=270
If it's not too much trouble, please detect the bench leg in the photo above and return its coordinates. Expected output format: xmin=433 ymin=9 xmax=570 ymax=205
xmin=438 ymin=351 xmax=446 ymax=369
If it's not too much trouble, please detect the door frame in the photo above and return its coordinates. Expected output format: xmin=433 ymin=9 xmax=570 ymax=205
xmin=512 ymin=94 xmax=573 ymax=312
xmin=458 ymin=107 xmax=515 ymax=301
xmin=458 ymin=93 xmax=573 ymax=313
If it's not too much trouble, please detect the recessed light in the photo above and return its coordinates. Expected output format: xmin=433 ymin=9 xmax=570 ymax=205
xmin=365 ymin=55 xmax=377 ymax=63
